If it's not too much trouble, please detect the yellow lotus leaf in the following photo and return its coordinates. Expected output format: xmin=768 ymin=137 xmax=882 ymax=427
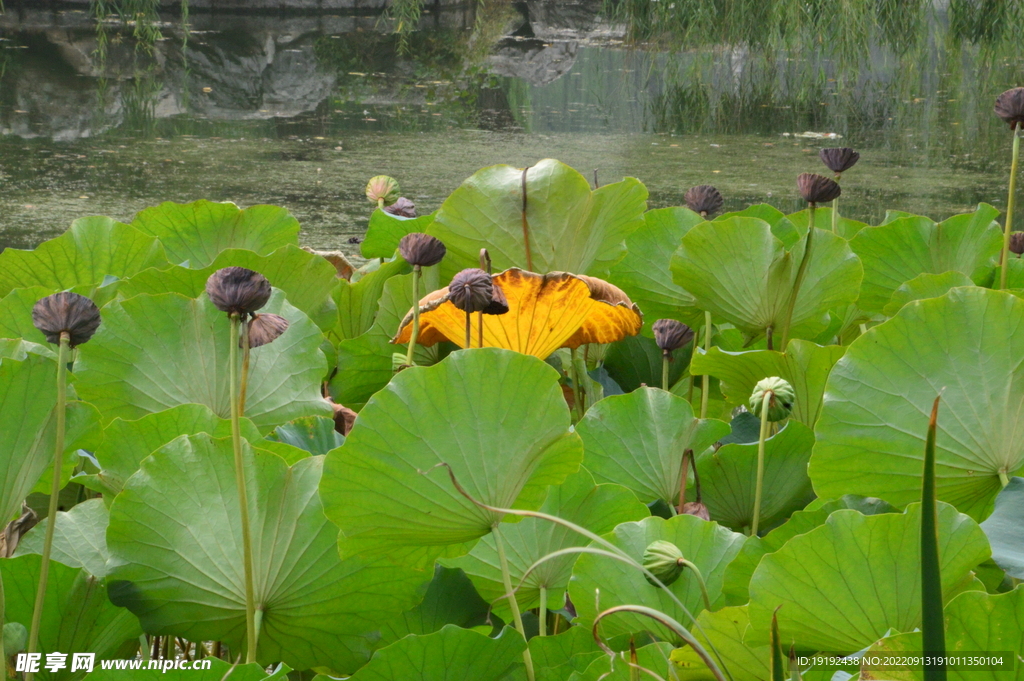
xmin=393 ymin=268 xmax=643 ymax=359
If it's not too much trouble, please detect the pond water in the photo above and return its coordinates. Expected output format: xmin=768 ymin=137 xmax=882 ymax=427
xmin=1 ymin=0 xmax=1022 ymax=258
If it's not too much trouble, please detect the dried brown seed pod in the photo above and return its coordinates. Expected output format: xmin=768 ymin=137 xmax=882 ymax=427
xmin=246 ymin=313 xmax=289 ymax=348
xmin=1010 ymin=232 xmax=1024 ymax=256
xmin=819 ymin=147 xmax=860 ymax=174
xmin=366 ymin=175 xmax=400 ymax=206
xmin=680 ymin=501 xmax=710 ymax=521
xmin=684 ymin=185 xmax=724 ymax=217
xmin=483 ymin=282 xmax=509 ymax=316
xmin=383 ymin=197 xmax=417 ymax=217
xmin=31 ymin=292 xmax=101 ymax=347
xmin=652 ymin=319 xmax=694 ymax=355
xmin=448 ymin=268 xmax=494 ymax=313
xmin=206 ymin=267 xmax=272 ymax=316
xmin=797 ymin=173 xmax=842 ymax=205
xmin=995 ymin=87 xmax=1024 ymax=130
xmin=398 ymin=233 xmax=447 ymax=268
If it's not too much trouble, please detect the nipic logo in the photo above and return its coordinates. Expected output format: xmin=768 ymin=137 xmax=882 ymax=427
xmin=15 ymin=652 xmax=95 ymax=673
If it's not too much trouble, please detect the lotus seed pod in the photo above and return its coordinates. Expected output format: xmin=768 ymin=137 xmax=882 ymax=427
xmin=31 ymin=291 xmax=101 ymax=347
xmin=652 ymin=319 xmax=694 ymax=355
xmin=1010 ymin=232 xmax=1024 ymax=256
xmin=483 ymin=282 xmax=509 ymax=316
xmin=995 ymin=87 xmax=1024 ymax=130
xmin=448 ymin=268 xmax=494 ymax=313
xmin=681 ymin=501 xmax=710 ymax=521
xmin=246 ymin=313 xmax=289 ymax=348
xmin=206 ymin=267 xmax=272 ymax=316
xmin=399 ymin=233 xmax=447 ymax=268
xmin=684 ymin=185 xmax=724 ymax=217
xmin=643 ymin=540 xmax=686 ymax=587
xmin=3 ymin=622 xmax=28 ymax=656
xmin=366 ymin=175 xmax=401 ymax=206
xmin=749 ymin=376 xmax=795 ymax=422
xmin=384 ymin=196 xmax=417 ymax=217
xmin=819 ymin=147 xmax=860 ymax=174
xmin=796 ymin=173 xmax=841 ymax=205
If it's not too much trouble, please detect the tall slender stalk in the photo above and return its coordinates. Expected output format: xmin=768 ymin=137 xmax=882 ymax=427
xmin=570 ymin=347 xmax=585 ymax=422
xmin=999 ymin=126 xmax=1021 ymax=290
xmin=229 ymin=315 xmax=258 ymax=664
xmin=661 ymin=354 xmax=670 ymax=391
xmin=538 ymin=586 xmax=548 ymax=637
xmin=700 ymin=312 xmax=711 ymax=419
xmin=779 ymin=206 xmax=816 ymax=350
xmin=677 ymin=448 xmax=692 ymax=515
xmin=464 ymin=309 xmax=472 ymax=349
xmin=25 ymin=333 xmax=70 ymax=681
xmin=521 ymin=168 xmax=533 ymax=271
xmin=494 ymin=523 xmax=535 ymax=681
xmin=921 ymin=395 xmax=946 ymax=681
xmin=751 ymin=389 xmax=772 ymax=537
xmin=830 ymin=197 xmax=839 ymax=233
xmin=405 ymin=266 xmax=422 ymax=365
xmin=238 ymin=319 xmax=251 ymax=415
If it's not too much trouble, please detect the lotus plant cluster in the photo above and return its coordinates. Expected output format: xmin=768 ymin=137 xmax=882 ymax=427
xmin=0 ymin=89 xmax=1022 ymax=681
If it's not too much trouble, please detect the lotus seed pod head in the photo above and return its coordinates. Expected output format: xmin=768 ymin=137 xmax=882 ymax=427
xmin=246 ymin=313 xmax=289 ymax=348
xmin=994 ymin=87 xmax=1024 ymax=130
xmin=31 ymin=291 xmax=101 ymax=347
xmin=483 ymin=282 xmax=509 ymax=316
xmin=681 ymin=501 xmax=710 ymax=521
xmin=399 ymin=232 xmax=447 ymax=268
xmin=818 ymin=147 xmax=860 ymax=174
xmin=797 ymin=173 xmax=842 ymax=205
xmin=749 ymin=376 xmax=795 ymax=422
xmin=206 ymin=267 xmax=272 ymax=316
xmin=448 ymin=268 xmax=494 ymax=313
xmin=652 ymin=319 xmax=694 ymax=355
xmin=684 ymin=185 xmax=724 ymax=217
xmin=383 ymin=196 xmax=417 ymax=217
xmin=1010 ymin=232 xmax=1024 ymax=255
xmin=642 ymin=540 xmax=686 ymax=587
xmin=366 ymin=175 xmax=401 ymax=206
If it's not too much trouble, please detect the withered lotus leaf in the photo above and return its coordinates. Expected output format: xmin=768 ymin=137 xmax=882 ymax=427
xmin=393 ymin=268 xmax=642 ymax=358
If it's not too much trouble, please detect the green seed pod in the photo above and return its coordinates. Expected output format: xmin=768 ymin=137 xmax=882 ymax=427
xmin=749 ymin=376 xmax=795 ymax=422
xmin=366 ymin=175 xmax=401 ymax=206
xmin=642 ymin=540 xmax=685 ymax=587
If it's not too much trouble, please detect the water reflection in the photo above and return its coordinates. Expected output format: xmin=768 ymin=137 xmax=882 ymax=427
xmin=0 ymin=0 xmax=1021 ymax=252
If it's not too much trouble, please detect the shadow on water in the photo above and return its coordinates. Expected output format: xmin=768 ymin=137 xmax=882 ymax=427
xmin=0 ymin=0 xmax=1022 ymax=253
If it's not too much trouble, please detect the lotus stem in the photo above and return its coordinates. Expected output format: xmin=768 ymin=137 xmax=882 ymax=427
xmin=1000 ymin=125 xmax=1021 ymax=290
xmin=999 ymin=469 xmax=1010 ymax=488
xmin=477 ymin=312 xmax=484 ymax=348
xmin=238 ymin=317 xmax=251 ymax=415
xmin=229 ymin=314 xmax=258 ymax=664
xmin=538 ymin=586 xmax=548 ymax=637
xmin=493 ymin=522 xmax=536 ymax=681
xmin=830 ymin=197 xmax=839 ymax=233
xmin=405 ymin=266 xmax=421 ymax=365
xmin=700 ymin=312 xmax=711 ymax=419
xmin=678 ymin=557 xmax=713 ymax=611
xmin=464 ymin=309 xmax=472 ymax=349
xmin=676 ymin=448 xmax=692 ymax=515
xmin=751 ymin=390 xmax=772 ymax=537
xmin=921 ymin=395 xmax=946 ymax=681
xmin=521 ymin=167 xmax=533 ymax=271
xmin=570 ymin=347 xmax=584 ymax=421
xmin=661 ymin=354 xmax=670 ymax=392
xmin=779 ymin=206 xmax=816 ymax=350
xmin=25 ymin=332 xmax=70 ymax=680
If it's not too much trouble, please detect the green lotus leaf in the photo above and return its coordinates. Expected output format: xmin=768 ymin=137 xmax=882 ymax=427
xmin=810 ymin=288 xmax=1024 ymax=519
xmin=569 ymin=515 xmax=745 ymax=640
xmin=83 ymin=403 xmax=307 ymax=498
xmin=787 ymin=207 xmax=869 ymax=240
xmin=267 ymin=416 xmax=344 ymax=456
xmin=669 ymin=605 xmax=769 ymax=681
xmin=881 ymin=271 xmax=976 ymax=317
xmin=106 ymin=434 xmax=426 ymax=672
xmin=697 ymin=420 xmax=815 ymax=532
xmin=602 ymin=332 xmax=691 ymax=393
xmin=717 ymin=204 xmax=800 ymax=247
xmin=84 ymin=658 xmax=290 ymax=681
xmin=0 ymin=286 xmax=61 ymax=345
xmin=329 ymin=256 xmax=411 ymax=342
xmin=568 ymin=642 xmax=674 ymax=681
xmin=429 ymin=159 xmax=647 ymax=277
xmin=746 ymin=504 xmax=991 ymax=652
xmin=690 ymin=340 xmax=844 ymax=427
xmin=16 ymin=498 xmax=110 ymax=578
xmin=979 ymin=477 xmax=1024 ymax=579
xmin=443 ymin=468 xmax=648 ymax=617
xmin=74 ymin=291 xmax=330 ymax=432
xmin=849 ymin=204 xmax=1001 ymax=313
xmin=3 ymin=554 xmax=142 ymax=680
xmin=377 ymin=566 xmax=492 ymax=648
xmin=606 ymin=207 xmax=705 ymax=331
xmin=348 ymin=625 xmax=527 ymax=681
xmin=118 ymin=246 xmax=339 ymax=329
xmin=576 ymin=387 xmax=730 ymax=507
xmin=130 ymin=200 xmax=299 ymax=267
xmin=328 ymin=327 xmax=397 ymax=411
xmin=0 ymin=216 xmax=168 ymax=298
xmin=671 ymin=218 xmax=862 ymax=342
xmin=322 ymin=348 xmax=583 ymax=567
xmin=529 ymin=626 xmax=603 ymax=681
xmin=361 ymin=209 xmax=437 ymax=260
